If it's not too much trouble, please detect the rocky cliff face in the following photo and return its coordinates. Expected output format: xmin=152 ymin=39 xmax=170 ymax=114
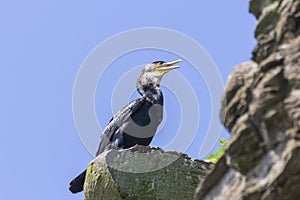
xmin=195 ymin=0 xmax=300 ymax=199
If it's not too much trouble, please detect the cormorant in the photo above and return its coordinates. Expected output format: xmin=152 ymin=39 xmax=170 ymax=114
xmin=69 ymin=59 xmax=182 ymax=193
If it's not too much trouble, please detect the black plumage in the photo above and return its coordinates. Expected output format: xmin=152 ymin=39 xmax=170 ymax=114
xmin=69 ymin=59 xmax=181 ymax=194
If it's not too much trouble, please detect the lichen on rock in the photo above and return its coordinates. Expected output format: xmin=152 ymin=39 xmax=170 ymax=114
xmin=84 ymin=145 xmax=213 ymax=200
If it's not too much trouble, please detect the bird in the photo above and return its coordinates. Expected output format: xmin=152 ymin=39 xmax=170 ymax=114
xmin=69 ymin=59 xmax=182 ymax=194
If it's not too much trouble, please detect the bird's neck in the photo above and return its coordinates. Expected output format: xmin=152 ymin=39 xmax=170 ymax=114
xmin=138 ymin=84 xmax=162 ymax=102
xmin=144 ymin=87 xmax=162 ymax=101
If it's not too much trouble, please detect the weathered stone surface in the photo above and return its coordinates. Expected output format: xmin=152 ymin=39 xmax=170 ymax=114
xmin=195 ymin=0 xmax=300 ymax=199
xmin=250 ymin=0 xmax=279 ymax=19
xmin=84 ymin=145 xmax=213 ymax=200
xmin=252 ymin=0 xmax=300 ymax=63
xmin=220 ymin=61 xmax=258 ymax=131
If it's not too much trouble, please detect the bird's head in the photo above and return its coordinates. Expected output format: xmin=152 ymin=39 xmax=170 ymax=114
xmin=137 ymin=59 xmax=182 ymax=95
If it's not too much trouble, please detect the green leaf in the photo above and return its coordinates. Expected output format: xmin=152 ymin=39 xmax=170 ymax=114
xmin=205 ymin=138 xmax=227 ymax=163
xmin=219 ymin=138 xmax=227 ymax=146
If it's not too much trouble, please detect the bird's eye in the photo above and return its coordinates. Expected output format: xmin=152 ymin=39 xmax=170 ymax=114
xmin=152 ymin=61 xmax=166 ymax=65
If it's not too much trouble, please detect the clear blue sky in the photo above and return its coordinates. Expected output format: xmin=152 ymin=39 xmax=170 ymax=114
xmin=0 ymin=1 xmax=256 ymax=199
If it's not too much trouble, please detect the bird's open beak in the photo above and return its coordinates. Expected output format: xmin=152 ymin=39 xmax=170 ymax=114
xmin=157 ymin=59 xmax=182 ymax=74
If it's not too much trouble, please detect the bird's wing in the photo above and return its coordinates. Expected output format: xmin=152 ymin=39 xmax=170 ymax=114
xmin=95 ymin=98 xmax=146 ymax=156
xmin=70 ymin=98 xmax=147 ymax=194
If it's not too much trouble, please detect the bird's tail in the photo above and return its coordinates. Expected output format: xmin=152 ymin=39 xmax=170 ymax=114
xmin=69 ymin=169 xmax=86 ymax=194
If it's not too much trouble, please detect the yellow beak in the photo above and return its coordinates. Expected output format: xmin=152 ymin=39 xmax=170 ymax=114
xmin=157 ymin=59 xmax=182 ymax=74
